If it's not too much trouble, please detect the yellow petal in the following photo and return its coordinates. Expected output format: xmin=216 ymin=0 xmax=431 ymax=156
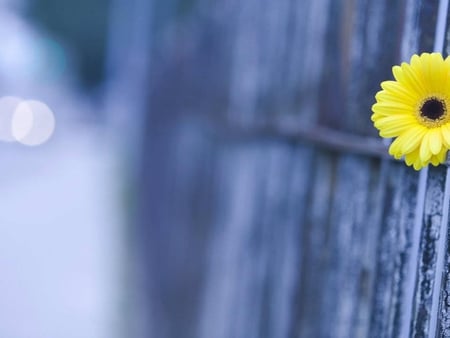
xmin=374 ymin=114 xmax=415 ymax=129
xmin=444 ymin=56 xmax=450 ymax=80
xmin=389 ymin=137 xmax=404 ymax=159
xmin=429 ymin=147 xmax=446 ymax=166
xmin=400 ymin=126 xmax=427 ymax=154
xmin=391 ymin=65 xmax=420 ymax=96
xmin=380 ymin=81 xmax=417 ymax=102
xmin=376 ymin=117 xmax=418 ymax=138
xmin=430 ymin=53 xmax=446 ymax=92
xmin=379 ymin=125 xmax=414 ymax=138
xmin=420 ymin=132 xmax=433 ymax=162
xmin=392 ymin=65 xmax=405 ymax=84
xmin=441 ymin=124 xmax=450 ymax=147
xmin=437 ymin=147 xmax=448 ymax=163
xmin=430 ymin=148 xmax=447 ymax=166
xmin=410 ymin=54 xmax=426 ymax=85
xmin=372 ymin=102 xmax=415 ymax=115
xmin=413 ymin=156 xmax=426 ymax=170
xmin=375 ymin=89 xmax=416 ymax=106
xmin=371 ymin=113 xmax=383 ymax=122
xmin=429 ymin=128 xmax=442 ymax=155
xmin=400 ymin=62 xmax=426 ymax=95
xmin=405 ymin=147 xmax=420 ymax=166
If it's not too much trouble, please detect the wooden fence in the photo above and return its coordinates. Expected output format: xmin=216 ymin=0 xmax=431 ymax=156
xmin=110 ymin=0 xmax=450 ymax=336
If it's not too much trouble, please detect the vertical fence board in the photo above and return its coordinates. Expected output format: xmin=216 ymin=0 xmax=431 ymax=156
xmin=440 ymin=193 xmax=450 ymax=338
xmin=120 ymin=0 xmax=450 ymax=336
xmin=317 ymin=155 xmax=373 ymax=337
xmin=198 ymin=145 xmax=267 ymax=338
xmin=294 ymin=151 xmax=335 ymax=338
xmin=198 ymin=143 xmax=316 ymax=338
xmin=369 ymin=165 xmax=420 ymax=338
xmin=410 ymin=166 xmax=449 ymax=336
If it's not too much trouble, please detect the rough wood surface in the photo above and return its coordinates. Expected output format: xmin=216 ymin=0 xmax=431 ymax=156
xmin=114 ymin=0 xmax=450 ymax=337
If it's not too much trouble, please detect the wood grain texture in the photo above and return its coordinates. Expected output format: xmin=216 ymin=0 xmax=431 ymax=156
xmin=112 ymin=0 xmax=450 ymax=337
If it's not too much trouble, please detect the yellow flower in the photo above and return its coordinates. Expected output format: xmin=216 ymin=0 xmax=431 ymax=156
xmin=371 ymin=52 xmax=450 ymax=170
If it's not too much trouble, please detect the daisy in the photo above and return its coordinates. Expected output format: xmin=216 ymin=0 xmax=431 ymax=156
xmin=371 ymin=52 xmax=450 ymax=170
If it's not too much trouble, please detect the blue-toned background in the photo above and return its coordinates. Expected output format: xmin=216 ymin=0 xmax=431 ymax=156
xmin=1 ymin=0 xmax=449 ymax=337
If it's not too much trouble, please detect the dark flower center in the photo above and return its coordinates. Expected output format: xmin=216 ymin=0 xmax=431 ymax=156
xmin=420 ymin=97 xmax=446 ymax=120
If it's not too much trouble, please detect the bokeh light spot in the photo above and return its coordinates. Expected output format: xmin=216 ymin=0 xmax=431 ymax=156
xmin=0 ymin=96 xmax=22 ymax=142
xmin=12 ymin=100 xmax=55 ymax=146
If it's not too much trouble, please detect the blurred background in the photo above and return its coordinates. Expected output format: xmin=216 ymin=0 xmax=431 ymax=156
xmin=0 ymin=0 xmax=125 ymax=337
xmin=0 ymin=0 xmax=447 ymax=337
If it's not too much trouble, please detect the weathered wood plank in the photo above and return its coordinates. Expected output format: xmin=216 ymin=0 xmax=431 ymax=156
xmin=369 ymin=165 xmax=421 ymax=338
xmin=408 ymin=1 xmax=450 ymax=337
xmin=439 ymin=189 xmax=450 ymax=337
xmin=197 ymin=142 xmax=316 ymax=338
xmin=318 ymin=0 xmax=407 ymax=135
xmin=294 ymin=150 xmax=336 ymax=338
xmin=314 ymin=155 xmax=374 ymax=337
xmin=119 ymin=0 xmax=450 ymax=336
xmin=410 ymin=166 xmax=448 ymax=336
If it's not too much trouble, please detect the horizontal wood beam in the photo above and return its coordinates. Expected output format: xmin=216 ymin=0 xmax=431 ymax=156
xmin=204 ymin=117 xmax=391 ymax=159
